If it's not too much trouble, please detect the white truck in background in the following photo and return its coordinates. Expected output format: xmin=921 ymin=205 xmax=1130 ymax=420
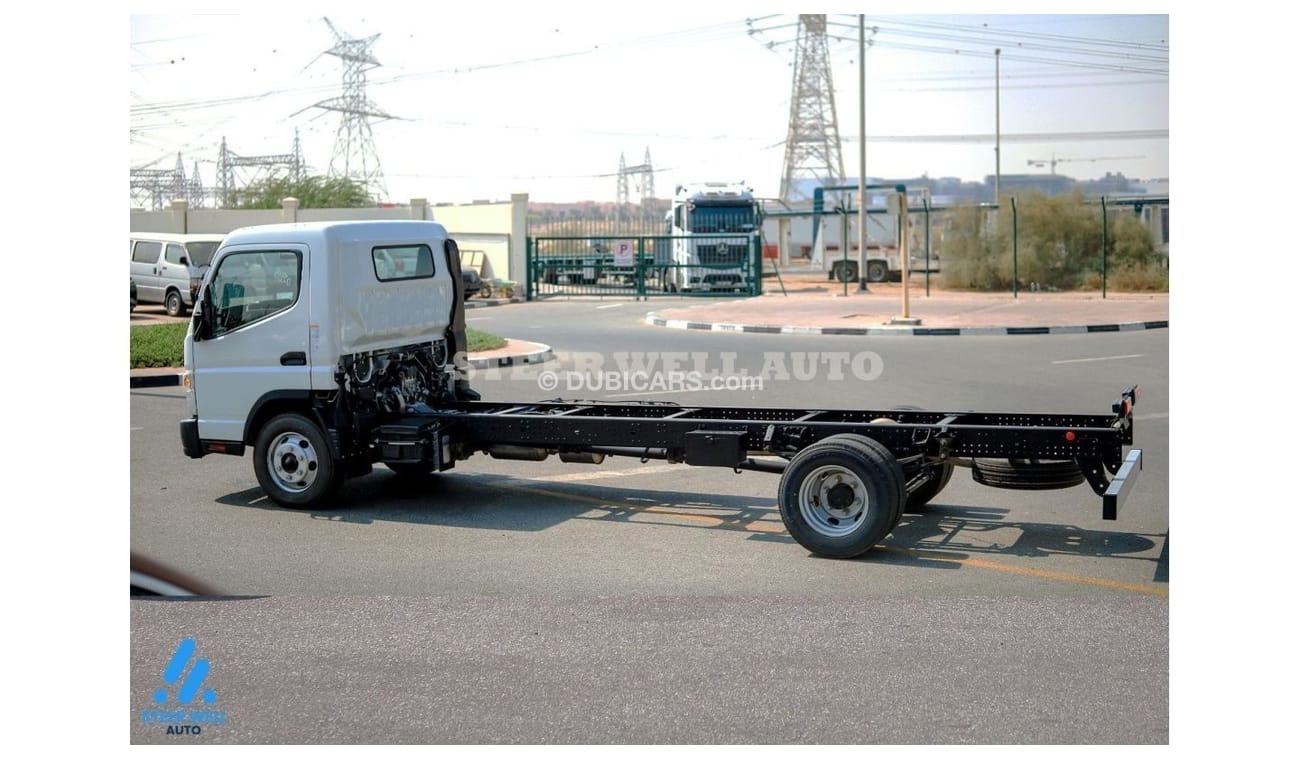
xmin=659 ymin=182 xmax=760 ymax=292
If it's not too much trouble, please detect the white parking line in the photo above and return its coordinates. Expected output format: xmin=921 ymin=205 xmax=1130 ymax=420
xmin=1051 ymin=354 xmax=1144 ymax=364
xmin=595 ymin=303 xmax=626 ymax=310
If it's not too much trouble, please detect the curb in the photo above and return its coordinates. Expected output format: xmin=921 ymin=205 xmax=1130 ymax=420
xmin=464 ymin=296 xmax=523 ymax=309
xmin=468 ymin=342 xmax=553 ymax=369
xmin=644 ymin=313 xmax=1168 ymax=336
xmin=131 ymin=340 xmax=553 ymax=388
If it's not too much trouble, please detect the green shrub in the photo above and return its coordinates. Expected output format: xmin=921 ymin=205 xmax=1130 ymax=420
xmin=130 ymin=323 xmax=189 ymax=368
xmin=936 ymin=190 xmax=1164 ymax=292
xmin=1082 ymin=263 xmax=1169 ymax=292
xmin=466 ymin=327 xmax=507 ymax=352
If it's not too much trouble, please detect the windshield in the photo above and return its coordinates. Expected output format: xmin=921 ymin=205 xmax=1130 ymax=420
xmin=184 ymin=241 xmax=222 ymax=267
xmin=689 ymin=205 xmax=755 ymax=234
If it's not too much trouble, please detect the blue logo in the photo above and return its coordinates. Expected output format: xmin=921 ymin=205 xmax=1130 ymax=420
xmin=139 ymin=638 xmax=228 ymax=733
xmin=154 ymin=638 xmax=218 ymax=706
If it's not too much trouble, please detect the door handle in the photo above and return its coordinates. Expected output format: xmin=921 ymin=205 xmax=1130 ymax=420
xmin=280 ymin=351 xmax=306 ymax=366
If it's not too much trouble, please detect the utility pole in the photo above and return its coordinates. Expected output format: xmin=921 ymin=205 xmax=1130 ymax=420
xmin=857 ymin=14 xmax=869 ymax=293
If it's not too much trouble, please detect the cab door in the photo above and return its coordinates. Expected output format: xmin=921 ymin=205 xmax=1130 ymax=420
xmin=190 ymin=245 xmax=311 ymax=443
xmin=160 ymin=243 xmax=191 ymax=304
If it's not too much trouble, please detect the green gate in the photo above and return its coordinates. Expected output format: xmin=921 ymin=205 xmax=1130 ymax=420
xmin=526 ymin=234 xmax=763 ymax=300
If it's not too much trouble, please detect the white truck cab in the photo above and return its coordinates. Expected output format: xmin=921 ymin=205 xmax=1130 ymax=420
xmin=182 ymin=220 xmax=473 ymax=501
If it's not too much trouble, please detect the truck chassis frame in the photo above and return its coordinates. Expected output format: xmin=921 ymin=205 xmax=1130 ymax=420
xmin=187 ymin=386 xmax=1143 ymax=559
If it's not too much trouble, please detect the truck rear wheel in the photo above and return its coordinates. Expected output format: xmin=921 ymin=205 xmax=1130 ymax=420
xmin=831 ymin=261 xmax=858 ymax=284
xmin=254 ymin=413 xmax=341 ymax=508
xmin=778 ymin=434 xmax=905 ymax=558
xmin=866 ymin=261 xmax=888 ymax=282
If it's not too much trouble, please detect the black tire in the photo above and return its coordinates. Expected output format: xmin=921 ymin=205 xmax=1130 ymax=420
xmin=905 ymin=462 xmax=954 ymax=513
xmin=971 ymin=458 xmax=1084 ymax=490
xmin=866 ymin=261 xmax=888 ymax=282
xmin=164 ymin=289 xmax=187 ymax=317
xmin=778 ymin=434 xmax=906 ymax=559
xmin=832 ymin=262 xmax=857 ymax=284
xmin=253 ymin=413 xmax=341 ymax=508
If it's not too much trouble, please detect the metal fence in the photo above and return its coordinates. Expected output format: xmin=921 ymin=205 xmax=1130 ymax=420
xmin=526 ymin=234 xmax=763 ymax=300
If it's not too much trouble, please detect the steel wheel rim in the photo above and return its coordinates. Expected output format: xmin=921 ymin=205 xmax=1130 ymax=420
xmin=267 ymin=431 xmax=319 ymax=493
xmin=797 ymin=465 xmax=869 ymax=537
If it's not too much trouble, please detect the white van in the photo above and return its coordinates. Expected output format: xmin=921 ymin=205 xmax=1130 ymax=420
xmin=129 ymin=233 xmax=224 ymax=316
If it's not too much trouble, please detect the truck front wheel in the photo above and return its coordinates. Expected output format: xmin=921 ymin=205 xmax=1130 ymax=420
xmin=778 ymin=434 xmax=905 ymax=558
xmin=254 ymin=413 xmax=341 ymax=508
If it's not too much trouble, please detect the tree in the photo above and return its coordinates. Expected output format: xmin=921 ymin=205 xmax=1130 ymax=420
xmin=228 ymin=174 xmax=372 ymax=209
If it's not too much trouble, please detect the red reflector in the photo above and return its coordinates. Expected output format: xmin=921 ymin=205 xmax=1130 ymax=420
xmin=209 ymin=443 xmax=227 ymax=453
xmin=1064 ymin=431 xmax=1076 ymax=442
xmin=1122 ymin=400 xmax=1131 ymax=416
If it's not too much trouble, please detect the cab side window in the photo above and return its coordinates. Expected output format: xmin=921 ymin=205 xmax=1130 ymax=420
xmin=132 ymin=241 xmax=161 ymax=264
xmin=164 ymin=244 xmax=187 ymax=265
xmin=372 ymin=244 xmax=434 ymax=281
xmin=208 ymin=250 xmax=301 ymax=336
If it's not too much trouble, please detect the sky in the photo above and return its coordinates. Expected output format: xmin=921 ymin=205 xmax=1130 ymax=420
xmin=130 ymin=10 xmax=1169 ymax=205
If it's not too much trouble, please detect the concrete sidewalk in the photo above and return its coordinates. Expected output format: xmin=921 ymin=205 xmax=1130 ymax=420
xmin=647 ymin=284 xmax=1168 ymax=336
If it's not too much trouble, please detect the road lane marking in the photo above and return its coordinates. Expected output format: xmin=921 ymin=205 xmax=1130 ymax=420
xmin=876 ymin=546 xmax=1168 ymax=596
xmin=494 ymin=481 xmax=1167 ymax=595
xmin=1051 ymin=354 xmax=1144 ymax=364
xmin=595 ymin=303 xmax=626 ymax=310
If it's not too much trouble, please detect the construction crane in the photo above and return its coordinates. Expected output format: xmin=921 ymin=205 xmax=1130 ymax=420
xmin=1027 ymin=155 xmax=1145 ymax=174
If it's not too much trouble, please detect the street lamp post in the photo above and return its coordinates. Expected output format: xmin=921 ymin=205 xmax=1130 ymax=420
xmin=995 ymin=48 xmax=1001 ymax=204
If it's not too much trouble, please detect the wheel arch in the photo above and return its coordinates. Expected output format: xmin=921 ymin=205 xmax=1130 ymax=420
xmin=242 ymin=390 xmax=316 ymax=446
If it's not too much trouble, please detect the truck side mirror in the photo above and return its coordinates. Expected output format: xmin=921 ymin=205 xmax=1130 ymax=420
xmin=192 ymin=285 xmax=212 ymax=341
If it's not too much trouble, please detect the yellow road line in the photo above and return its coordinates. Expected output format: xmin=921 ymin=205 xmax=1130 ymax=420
xmin=875 ymin=546 xmax=1168 ymax=596
xmin=495 ymin=481 xmax=1168 ymax=596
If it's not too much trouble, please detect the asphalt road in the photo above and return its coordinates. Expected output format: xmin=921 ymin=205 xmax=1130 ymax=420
xmin=130 ymin=298 xmax=1169 ymax=743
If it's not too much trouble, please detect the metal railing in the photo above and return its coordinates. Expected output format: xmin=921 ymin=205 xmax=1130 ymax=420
xmin=526 ymin=235 xmax=763 ymax=300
